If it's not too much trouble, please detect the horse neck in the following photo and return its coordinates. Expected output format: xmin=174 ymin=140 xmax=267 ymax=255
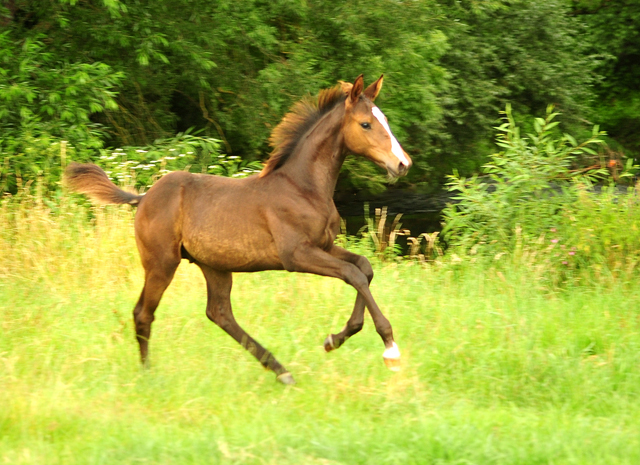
xmin=278 ymin=106 xmax=347 ymax=201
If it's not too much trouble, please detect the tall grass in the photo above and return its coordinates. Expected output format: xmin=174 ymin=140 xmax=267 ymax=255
xmin=2 ymin=192 xmax=640 ymax=464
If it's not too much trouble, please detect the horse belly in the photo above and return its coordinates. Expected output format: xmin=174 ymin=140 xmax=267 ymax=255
xmin=183 ymin=226 xmax=283 ymax=272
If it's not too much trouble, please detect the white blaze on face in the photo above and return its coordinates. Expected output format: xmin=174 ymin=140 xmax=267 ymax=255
xmin=371 ymin=106 xmax=409 ymax=166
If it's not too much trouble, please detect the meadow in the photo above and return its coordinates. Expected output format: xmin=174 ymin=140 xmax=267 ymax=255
xmin=2 ymin=197 xmax=640 ymax=464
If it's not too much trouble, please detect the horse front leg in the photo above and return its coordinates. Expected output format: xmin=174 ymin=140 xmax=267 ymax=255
xmin=282 ymin=244 xmax=401 ymax=371
xmin=322 ymin=246 xmax=372 ymax=352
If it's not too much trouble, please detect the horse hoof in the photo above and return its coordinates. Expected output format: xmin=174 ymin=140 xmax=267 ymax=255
xmin=383 ymin=342 xmax=401 ymax=372
xmin=276 ymin=372 xmax=296 ymax=385
xmin=324 ymin=334 xmax=335 ymax=352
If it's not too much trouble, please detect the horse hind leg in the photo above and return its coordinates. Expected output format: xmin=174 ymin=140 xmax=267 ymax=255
xmin=198 ymin=264 xmax=294 ymax=385
xmin=133 ymin=261 xmax=179 ymax=367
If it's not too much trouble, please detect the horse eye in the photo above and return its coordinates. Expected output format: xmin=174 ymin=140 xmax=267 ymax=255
xmin=360 ymin=122 xmax=371 ymax=130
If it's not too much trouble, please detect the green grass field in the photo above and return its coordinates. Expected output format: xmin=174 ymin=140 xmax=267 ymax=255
xmin=2 ymin=201 xmax=640 ymax=464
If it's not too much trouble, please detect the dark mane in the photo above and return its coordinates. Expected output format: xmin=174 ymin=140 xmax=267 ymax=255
xmin=260 ymin=85 xmax=347 ymax=177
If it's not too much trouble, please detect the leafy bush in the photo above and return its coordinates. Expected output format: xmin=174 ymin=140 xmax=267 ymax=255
xmin=0 ymin=33 xmax=263 ymax=194
xmin=2 ymin=0 xmax=609 ymax=194
xmin=441 ymin=105 xmax=640 ymax=271
xmin=0 ymin=33 xmax=124 ymax=193
xmin=0 ymin=127 xmax=262 ymax=196
xmin=557 ymin=185 xmax=640 ymax=271
xmin=95 ymin=131 xmax=262 ymax=191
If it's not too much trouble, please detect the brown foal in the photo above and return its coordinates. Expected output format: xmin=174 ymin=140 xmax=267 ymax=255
xmin=65 ymin=75 xmax=412 ymax=384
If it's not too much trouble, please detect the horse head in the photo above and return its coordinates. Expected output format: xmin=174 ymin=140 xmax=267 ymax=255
xmin=341 ymin=75 xmax=412 ymax=179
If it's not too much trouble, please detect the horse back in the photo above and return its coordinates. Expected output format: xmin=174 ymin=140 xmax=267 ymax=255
xmin=134 ymin=171 xmax=339 ymax=272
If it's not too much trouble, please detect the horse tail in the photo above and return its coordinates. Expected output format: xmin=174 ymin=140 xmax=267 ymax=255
xmin=64 ymin=163 xmax=144 ymax=206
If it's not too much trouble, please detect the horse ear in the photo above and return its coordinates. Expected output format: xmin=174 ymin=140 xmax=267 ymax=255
xmin=364 ymin=75 xmax=383 ymax=101
xmin=349 ymin=75 xmax=364 ymax=102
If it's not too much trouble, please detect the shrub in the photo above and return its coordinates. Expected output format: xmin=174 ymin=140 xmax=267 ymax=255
xmin=441 ymin=105 xmax=639 ymax=271
xmin=0 ymin=33 xmax=123 ymax=193
xmin=94 ymin=131 xmax=262 ymax=192
xmin=558 ymin=185 xmax=640 ymax=271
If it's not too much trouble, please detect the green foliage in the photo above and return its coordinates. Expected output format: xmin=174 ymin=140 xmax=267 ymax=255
xmin=336 ymin=205 xmax=408 ymax=261
xmin=442 ymin=105 xmax=609 ymax=255
xmin=95 ymin=131 xmax=259 ymax=191
xmin=0 ymin=0 xmax=451 ymax=193
xmin=559 ymin=185 xmax=640 ymax=270
xmin=573 ymin=0 xmax=640 ymax=155
xmin=436 ymin=0 xmax=599 ymax=180
xmin=0 ymin=126 xmax=259 ymax=195
xmin=0 ymin=31 xmax=123 ymax=193
xmin=0 ymin=0 xmax=636 ymax=195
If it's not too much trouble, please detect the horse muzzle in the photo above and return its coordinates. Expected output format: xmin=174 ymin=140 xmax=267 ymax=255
xmin=387 ymin=158 xmax=412 ymax=179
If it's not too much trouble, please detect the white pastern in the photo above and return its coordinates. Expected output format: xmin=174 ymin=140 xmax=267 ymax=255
xmin=383 ymin=341 xmax=401 ymax=360
xmin=371 ymin=107 xmax=409 ymax=166
xmin=383 ymin=342 xmax=401 ymax=372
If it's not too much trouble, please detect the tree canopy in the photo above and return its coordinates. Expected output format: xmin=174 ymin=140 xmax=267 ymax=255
xmin=1 ymin=0 xmax=637 ymax=194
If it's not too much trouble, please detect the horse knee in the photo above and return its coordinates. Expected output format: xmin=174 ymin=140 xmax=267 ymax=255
xmin=356 ymin=256 xmax=374 ymax=283
xmin=344 ymin=267 xmax=369 ymax=291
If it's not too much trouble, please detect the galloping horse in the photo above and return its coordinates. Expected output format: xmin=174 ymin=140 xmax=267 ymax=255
xmin=65 ymin=75 xmax=412 ymax=384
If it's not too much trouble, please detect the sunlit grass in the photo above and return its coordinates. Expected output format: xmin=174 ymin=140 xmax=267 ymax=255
xmin=2 ymin=195 xmax=640 ymax=464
